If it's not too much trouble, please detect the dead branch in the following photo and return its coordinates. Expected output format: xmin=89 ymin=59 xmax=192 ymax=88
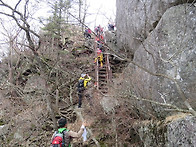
xmin=69 ymin=85 xmax=73 ymax=105
xmin=121 ymin=91 xmax=192 ymax=114
xmin=130 ymin=61 xmax=196 ymax=116
xmin=0 ymin=0 xmax=40 ymax=56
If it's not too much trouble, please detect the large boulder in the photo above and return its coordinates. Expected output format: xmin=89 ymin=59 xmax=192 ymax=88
xmin=137 ymin=114 xmax=196 ymax=147
xmin=131 ymin=4 xmax=196 ymax=117
xmin=116 ymin=0 xmax=195 ymax=55
xmin=105 ymin=31 xmax=118 ymax=52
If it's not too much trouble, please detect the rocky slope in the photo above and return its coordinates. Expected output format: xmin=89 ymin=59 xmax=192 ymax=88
xmin=0 ymin=1 xmax=196 ymax=146
xmin=116 ymin=0 xmax=195 ymax=54
xmin=0 ymin=25 xmax=97 ymax=146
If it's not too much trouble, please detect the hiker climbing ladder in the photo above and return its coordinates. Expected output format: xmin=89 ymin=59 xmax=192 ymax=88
xmin=94 ymin=37 xmax=112 ymax=94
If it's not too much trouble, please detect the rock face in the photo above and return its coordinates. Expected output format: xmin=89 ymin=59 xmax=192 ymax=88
xmin=116 ymin=1 xmax=196 ymax=116
xmin=137 ymin=114 xmax=196 ymax=147
xmin=116 ymin=0 xmax=195 ymax=54
xmin=116 ymin=2 xmax=196 ymax=146
xmin=105 ymin=31 xmax=118 ymax=52
xmin=132 ymin=4 xmax=196 ymax=117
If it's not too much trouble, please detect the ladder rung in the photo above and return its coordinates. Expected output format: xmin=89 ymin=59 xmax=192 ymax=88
xmin=99 ymin=75 xmax=107 ymax=77
xmin=99 ymin=71 xmax=106 ymax=74
xmin=99 ymin=68 xmax=106 ymax=71
xmin=99 ymin=82 xmax=107 ymax=84
xmin=99 ymin=79 xmax=107 ymax=81
xmin=99 ymin=69 xmax=106 ymax=72
xmin=99 ymin=77 xmax=106 ymax=79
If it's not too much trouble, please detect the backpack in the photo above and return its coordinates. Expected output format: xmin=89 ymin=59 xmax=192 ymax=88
xmin=52 ymin=129 xmax=68 ymax=147
xmin=78 ymin=79 xmax=84 ymax=91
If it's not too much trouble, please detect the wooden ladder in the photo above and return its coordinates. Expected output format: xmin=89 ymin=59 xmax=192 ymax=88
xmin=95 ymin=45 xmax=112 ymax=94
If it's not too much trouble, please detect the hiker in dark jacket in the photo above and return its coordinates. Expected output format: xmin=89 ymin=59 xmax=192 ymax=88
xmin=77 ymin=74 xmax=92 ymax=108
xmin=108 ymin=23 xmax=115 ymax=31
xmin=84 ymin=28 xmax=91 ymax=39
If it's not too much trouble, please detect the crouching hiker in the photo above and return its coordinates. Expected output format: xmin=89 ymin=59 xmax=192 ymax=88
xmin=51 ymin=117 xmax=86 ymax=147
xmin=77 ymin=74 xmax=92 ymax=108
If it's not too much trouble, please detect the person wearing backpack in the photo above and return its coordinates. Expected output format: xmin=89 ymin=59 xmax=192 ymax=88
xmin=77 ymin=74 xmax=92 ymax=108
xmin=51 ymin=117 xmax=86 ymax=147
xmin=84 ymin=28 xmax=91 ymax=39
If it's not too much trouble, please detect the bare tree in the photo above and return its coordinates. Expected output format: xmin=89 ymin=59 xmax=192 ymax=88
xmin=0 ymin=0 xmax=40 ymax=56
xmin=0 ymin=20 xmax=24 ymax=95
xmin=77 ymin=0 xmax=88 ymax=31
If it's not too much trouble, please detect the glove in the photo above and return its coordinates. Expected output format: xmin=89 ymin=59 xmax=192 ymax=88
xmin=81 ymin=125 xmax=85 ymax=129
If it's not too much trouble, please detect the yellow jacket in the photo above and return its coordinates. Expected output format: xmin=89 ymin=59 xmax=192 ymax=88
xmin=79 ymin=76 xmax=92 ymax=88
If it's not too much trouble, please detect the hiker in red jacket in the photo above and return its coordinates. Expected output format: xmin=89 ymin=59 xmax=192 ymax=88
xmin=96 ymin=34 xmax=104 ymax=52
xmin=95 ymin=25 xmax=103 ymax=36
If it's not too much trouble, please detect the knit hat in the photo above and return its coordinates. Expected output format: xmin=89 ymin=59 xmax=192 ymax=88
xmin=58 ymin=117 xmax=67 ymax=128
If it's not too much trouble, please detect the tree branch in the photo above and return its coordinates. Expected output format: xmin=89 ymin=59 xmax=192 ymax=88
xmin=121 ymin=92 xmax=191 ymax=114
xmin=0 ymin=0 xmax=40 ymax=56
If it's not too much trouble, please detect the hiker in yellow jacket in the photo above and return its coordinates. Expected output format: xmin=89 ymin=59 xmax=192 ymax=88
xmin=77 ymin=74 xmax=92 ymax=108
xmin=94 ymin=48 xmax=103 ymax=67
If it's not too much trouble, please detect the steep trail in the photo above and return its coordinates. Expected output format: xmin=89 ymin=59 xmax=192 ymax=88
xmin=57 ymin=101 xmax=101 ymax=146
xmin=94 ymin=37 xmax=112 ymax=94
xmin=56 ymin=31 xmax=113 ymax=146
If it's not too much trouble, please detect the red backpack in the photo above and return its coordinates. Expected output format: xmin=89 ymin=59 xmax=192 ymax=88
xmin=51 ymin=129 xmax=67 ymax=147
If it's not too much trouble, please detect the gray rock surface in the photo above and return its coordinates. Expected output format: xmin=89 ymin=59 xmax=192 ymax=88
xmin=0 ymin=125 xmax=9 ymax=136
xmin=100 ymin=96 xmax=118 ymax=113
xmin=166 ymin=115 xmax=196 ymax=147
xmin=137 ymin=115 xmax=196 ymax=147
xmin=116 ymin=0 xmax=195 ymax=55
xmin=0 ymin=124 xmax=9 ymax=145
xmin=105 ymin=31 xmax=118 ymax=52
xmin=132 ymin=4 xmax=196 ymax=117
xmin=14 ymin=130 xmax=23 ymax=141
